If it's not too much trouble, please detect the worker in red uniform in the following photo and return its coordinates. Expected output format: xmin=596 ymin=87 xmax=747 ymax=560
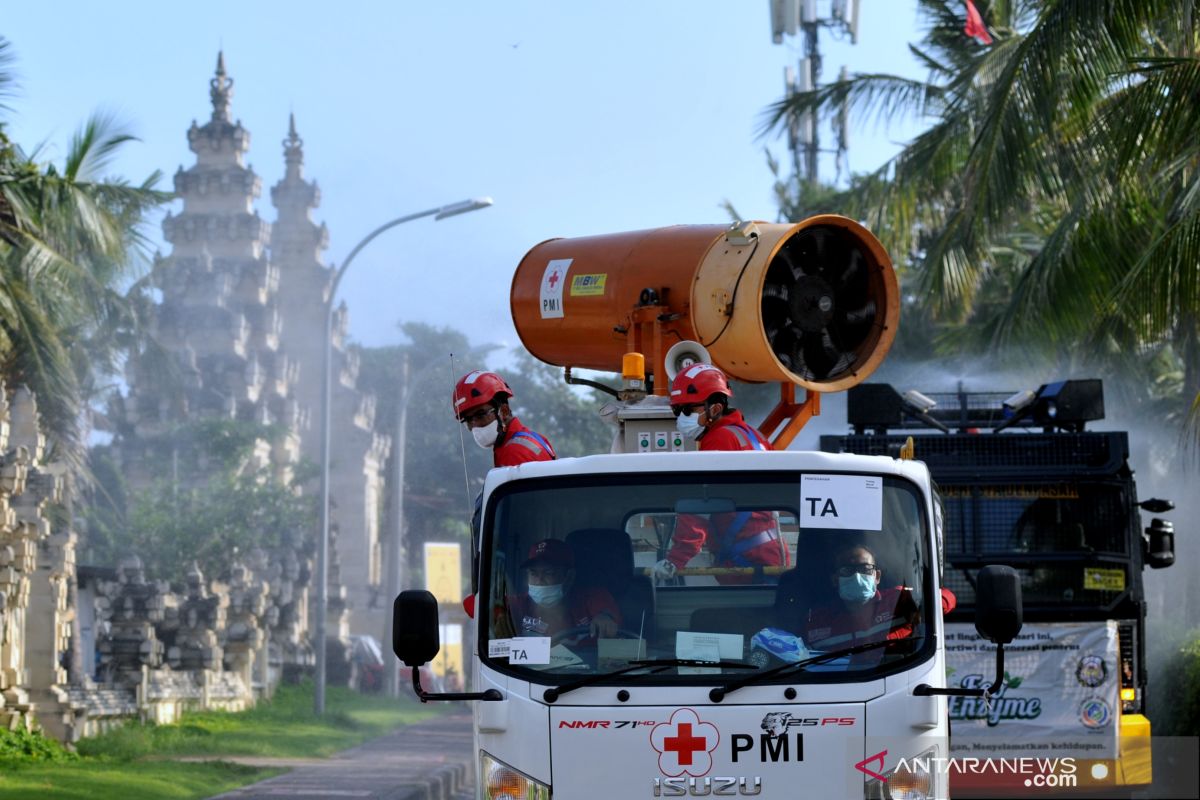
xmin=453 ymin=370 xmax=556 ymax=467
xmin=805 ymin=543 xmax=956 ymax=652
xmin=504 ymin=539 xmax=620 ymax=643
xmin=653 ymin=363 xmax=788 ymax=581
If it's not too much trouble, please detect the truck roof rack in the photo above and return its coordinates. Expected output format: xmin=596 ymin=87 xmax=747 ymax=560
xmin=819 ymin=430 xmax=1129 ymax=476
xmin=844 ymin=379 xmax=1105 ymax=434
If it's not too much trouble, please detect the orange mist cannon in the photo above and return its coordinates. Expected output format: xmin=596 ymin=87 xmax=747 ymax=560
xmin=510 ymin=217 xmax=899 ymax=448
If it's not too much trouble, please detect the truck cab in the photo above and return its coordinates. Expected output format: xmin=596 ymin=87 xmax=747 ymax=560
xmin=403 ymin=450 xmax=999 ymax=798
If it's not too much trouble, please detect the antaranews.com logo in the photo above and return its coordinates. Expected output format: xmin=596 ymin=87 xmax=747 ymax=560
xmin=855 ymin=750 xmax=1080 ymax=789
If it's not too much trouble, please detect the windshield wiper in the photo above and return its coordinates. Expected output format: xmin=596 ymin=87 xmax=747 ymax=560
xmin=709 ymin=638 xmax=903 ymax=702
xmin=543 ymin=658 xmax=755 ymax=703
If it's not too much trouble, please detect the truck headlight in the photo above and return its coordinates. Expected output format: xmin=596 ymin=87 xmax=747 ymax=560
xmin=481 ymin=751 xmax=551 ymax=800
xmin=864 ymin=747 xmax=940 ymax=800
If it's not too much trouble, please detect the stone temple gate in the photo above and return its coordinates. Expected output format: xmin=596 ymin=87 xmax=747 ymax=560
xmin=118 ymin=53 xmax=392 ymax=644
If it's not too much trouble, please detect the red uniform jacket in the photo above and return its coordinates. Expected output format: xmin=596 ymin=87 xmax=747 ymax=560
xmin=696 ymin=410 xmax=773 ymax=453
xmin=494 ymin=417 xmax=556 ymax=467
xmin=806 ymin=586 xmax=957 ymax=651
xmin=506 ymin=587 xmax=621 ymax=642
xmin=667 ymin=411 xmax=785 ymax=570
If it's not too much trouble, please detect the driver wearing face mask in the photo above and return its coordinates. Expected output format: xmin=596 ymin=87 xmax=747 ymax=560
xmin=506 ymin=539 xmax=620 ymax=642
xmin=804 ymin=544 xmax=956 ymax=653
xmin=454 ymin=371 xmax=556 ymax=467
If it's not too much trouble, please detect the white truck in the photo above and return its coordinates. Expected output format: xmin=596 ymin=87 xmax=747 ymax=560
xmin=392 ymin=218 xmax=1023 ymax=799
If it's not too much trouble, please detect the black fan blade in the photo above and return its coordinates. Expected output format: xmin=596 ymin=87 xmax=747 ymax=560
xmin=762 ymin=282 xmax=790 ymax=303
xmin=836 ymin=250 xmax=864 ymax=290
xmin=776 ymin=247 xmax=805 ymax=281
xmin=788 ymin=343 xmax=807 ymax=378
xmin=802 ymin=330 xmax=838 ymax=379
xmin=842 ymin=300 xmax=877 ymax=328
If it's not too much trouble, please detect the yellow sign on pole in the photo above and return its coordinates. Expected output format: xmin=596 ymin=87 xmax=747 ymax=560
xmin=436 ymin=624 xmax=463 ymax=684
xmin=424 ymin=542 xmax=462 ymax=605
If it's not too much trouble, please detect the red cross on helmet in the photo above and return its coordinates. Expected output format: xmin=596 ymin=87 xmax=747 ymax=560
xmin=453 ymin=371 xmax=514 ymax=420
xmin=669 ymin=363 xmax=733 ymax=408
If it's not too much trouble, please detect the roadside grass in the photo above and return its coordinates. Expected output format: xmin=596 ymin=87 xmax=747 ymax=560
xmin=0 ymin=760 xmax=281 ymax=800
xmin=77 ymin=681 xmax=440 ymax=760
xmin=0 ymin=682 xmax=441 ymax=799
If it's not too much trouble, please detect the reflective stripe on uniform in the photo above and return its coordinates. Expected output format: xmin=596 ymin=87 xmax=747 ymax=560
xmin=727 ymin=423 xmax=767 ymax=451
xmin=510 ymin=436 xmax=547 ymax=456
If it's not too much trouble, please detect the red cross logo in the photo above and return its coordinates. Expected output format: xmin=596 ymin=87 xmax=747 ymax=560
xmin=548 ymin=270 xmax=560 ymax=289
xmin=664 ymin=723 xmax=706 ymax=766
xmin=650 ymin=708 xmax=719 ymax=777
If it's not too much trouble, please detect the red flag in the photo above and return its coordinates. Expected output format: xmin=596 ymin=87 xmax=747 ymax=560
xmin=964 ymin=0 xmax=993 ymax=44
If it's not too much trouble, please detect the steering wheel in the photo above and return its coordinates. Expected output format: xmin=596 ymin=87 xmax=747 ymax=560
xmin=550 ymin=624 xmax=644 ymax=647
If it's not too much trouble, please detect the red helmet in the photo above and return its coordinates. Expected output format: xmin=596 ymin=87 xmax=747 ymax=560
xmin=670 ymin=363 xmax=733 ymax=407
xmin=453 ymin=371 xmax=514 ymax=420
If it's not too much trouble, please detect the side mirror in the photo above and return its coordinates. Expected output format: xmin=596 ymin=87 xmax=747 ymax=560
xmin=391 ymin=589 xmax=503 ymax=704
xmin=975 ymin=565 xmax=1023 ymax=645
xmin=914 ymin=565 xmax=1023 ymax=701
xmin=393 ymin=590 xmax=440 ymax=667
xmin=1139 ymin=497 xmax=1175 ymax=514
xmin=1144 ymin=519 xmax=1175 ymax=569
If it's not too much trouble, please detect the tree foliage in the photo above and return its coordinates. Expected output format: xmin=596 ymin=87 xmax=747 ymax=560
xmin=762 ymin=0 xmax=1200 ymax=441
xmin=85 ymin=420 xmax=315 ymax=583
xmin=0 ymin=36 xmax=169 ymax=469
xmin=356 ymin=322 xmax=613 ymax=578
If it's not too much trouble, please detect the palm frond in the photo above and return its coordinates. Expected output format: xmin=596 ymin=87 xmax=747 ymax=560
xmin=1108 ymin=204 xmax=1200 ymax=341
xmin=0 ymin=36 xmax=16 ymax=114
xmin=65 ymin=110 xmax=140 ymax=182
xmin=759 ymin=72 xmax=944 ymax=142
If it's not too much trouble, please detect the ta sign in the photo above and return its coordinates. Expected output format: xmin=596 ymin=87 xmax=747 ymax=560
xmin=799 ymin=474 xmax=883 ymax=530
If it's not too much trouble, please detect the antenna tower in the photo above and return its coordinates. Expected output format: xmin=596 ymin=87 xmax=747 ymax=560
xmin=769 ymin=0 xmax=859 ymax=188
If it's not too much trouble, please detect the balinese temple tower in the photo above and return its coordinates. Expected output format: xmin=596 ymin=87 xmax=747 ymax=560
xmin=117 ymin=54 xmax=389 ymax=639
xmin=270 ymin=112 xmax=392 ymax=639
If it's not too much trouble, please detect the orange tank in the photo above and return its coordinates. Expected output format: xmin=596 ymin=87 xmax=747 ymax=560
xmin=510 ymin=216 xmax=898 ymax=393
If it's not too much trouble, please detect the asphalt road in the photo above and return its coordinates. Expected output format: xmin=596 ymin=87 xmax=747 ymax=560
xmin=207 ymin=712 xmax=474 ymax=800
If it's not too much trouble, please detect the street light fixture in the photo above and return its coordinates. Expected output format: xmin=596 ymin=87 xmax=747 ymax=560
xmin=315 ymin=197 xmax=493 ymax=714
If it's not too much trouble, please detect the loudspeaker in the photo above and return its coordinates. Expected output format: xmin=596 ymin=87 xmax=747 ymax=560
xmin=663 ymin=340 xmax=713 ymax=382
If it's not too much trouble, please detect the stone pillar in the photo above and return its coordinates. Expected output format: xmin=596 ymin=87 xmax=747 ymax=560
xmin=22 ymin=473 xmax=79 ymax=740
xmin=260 ymin=537 xmax=316 ymax=684
xmin=0 ymin=387 xmax=66 ymax=731
xmin=94 ymin=556 xmax=167 ymax=686
xmin=223 ymin=557 xmax=267 ymax=694
xmin=166 ymin=562 xmax=225 ymax=673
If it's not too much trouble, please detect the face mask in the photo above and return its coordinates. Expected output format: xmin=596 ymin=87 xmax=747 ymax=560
xmin=527 ymin=583 xmax=564 ymax=607
xmin=838 ymin=573 xmax=876 ymax=605
xmin=675 ymin=410 xmax=703 ymax=441
xmin=472 ymin=419 xmax=500 ymax=449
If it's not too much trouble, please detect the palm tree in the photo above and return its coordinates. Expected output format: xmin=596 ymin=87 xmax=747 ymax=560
xmin=0 ymin=36 xmax=169 ymax=466
xmin=761 ymin=0 xmax=1198 ymax=438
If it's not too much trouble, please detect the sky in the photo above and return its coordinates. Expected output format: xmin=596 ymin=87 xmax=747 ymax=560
xmin=1 ymin=0 xmax=928 ymax=362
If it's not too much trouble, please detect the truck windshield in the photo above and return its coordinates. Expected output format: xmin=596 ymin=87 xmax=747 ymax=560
xmin=481 ymin=472 xmax=933 ymax=682
xmin=940 ymin=482 xmax=1133 ymax=608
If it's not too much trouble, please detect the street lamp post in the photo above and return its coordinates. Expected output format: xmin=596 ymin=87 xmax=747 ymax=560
xmin=384 ymin=353 xmax=410 ymax=698
xmin=382 ymin=342 xmax=497 ymax=697
xmin=315 ymin=197 xmax=492 ymax=714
